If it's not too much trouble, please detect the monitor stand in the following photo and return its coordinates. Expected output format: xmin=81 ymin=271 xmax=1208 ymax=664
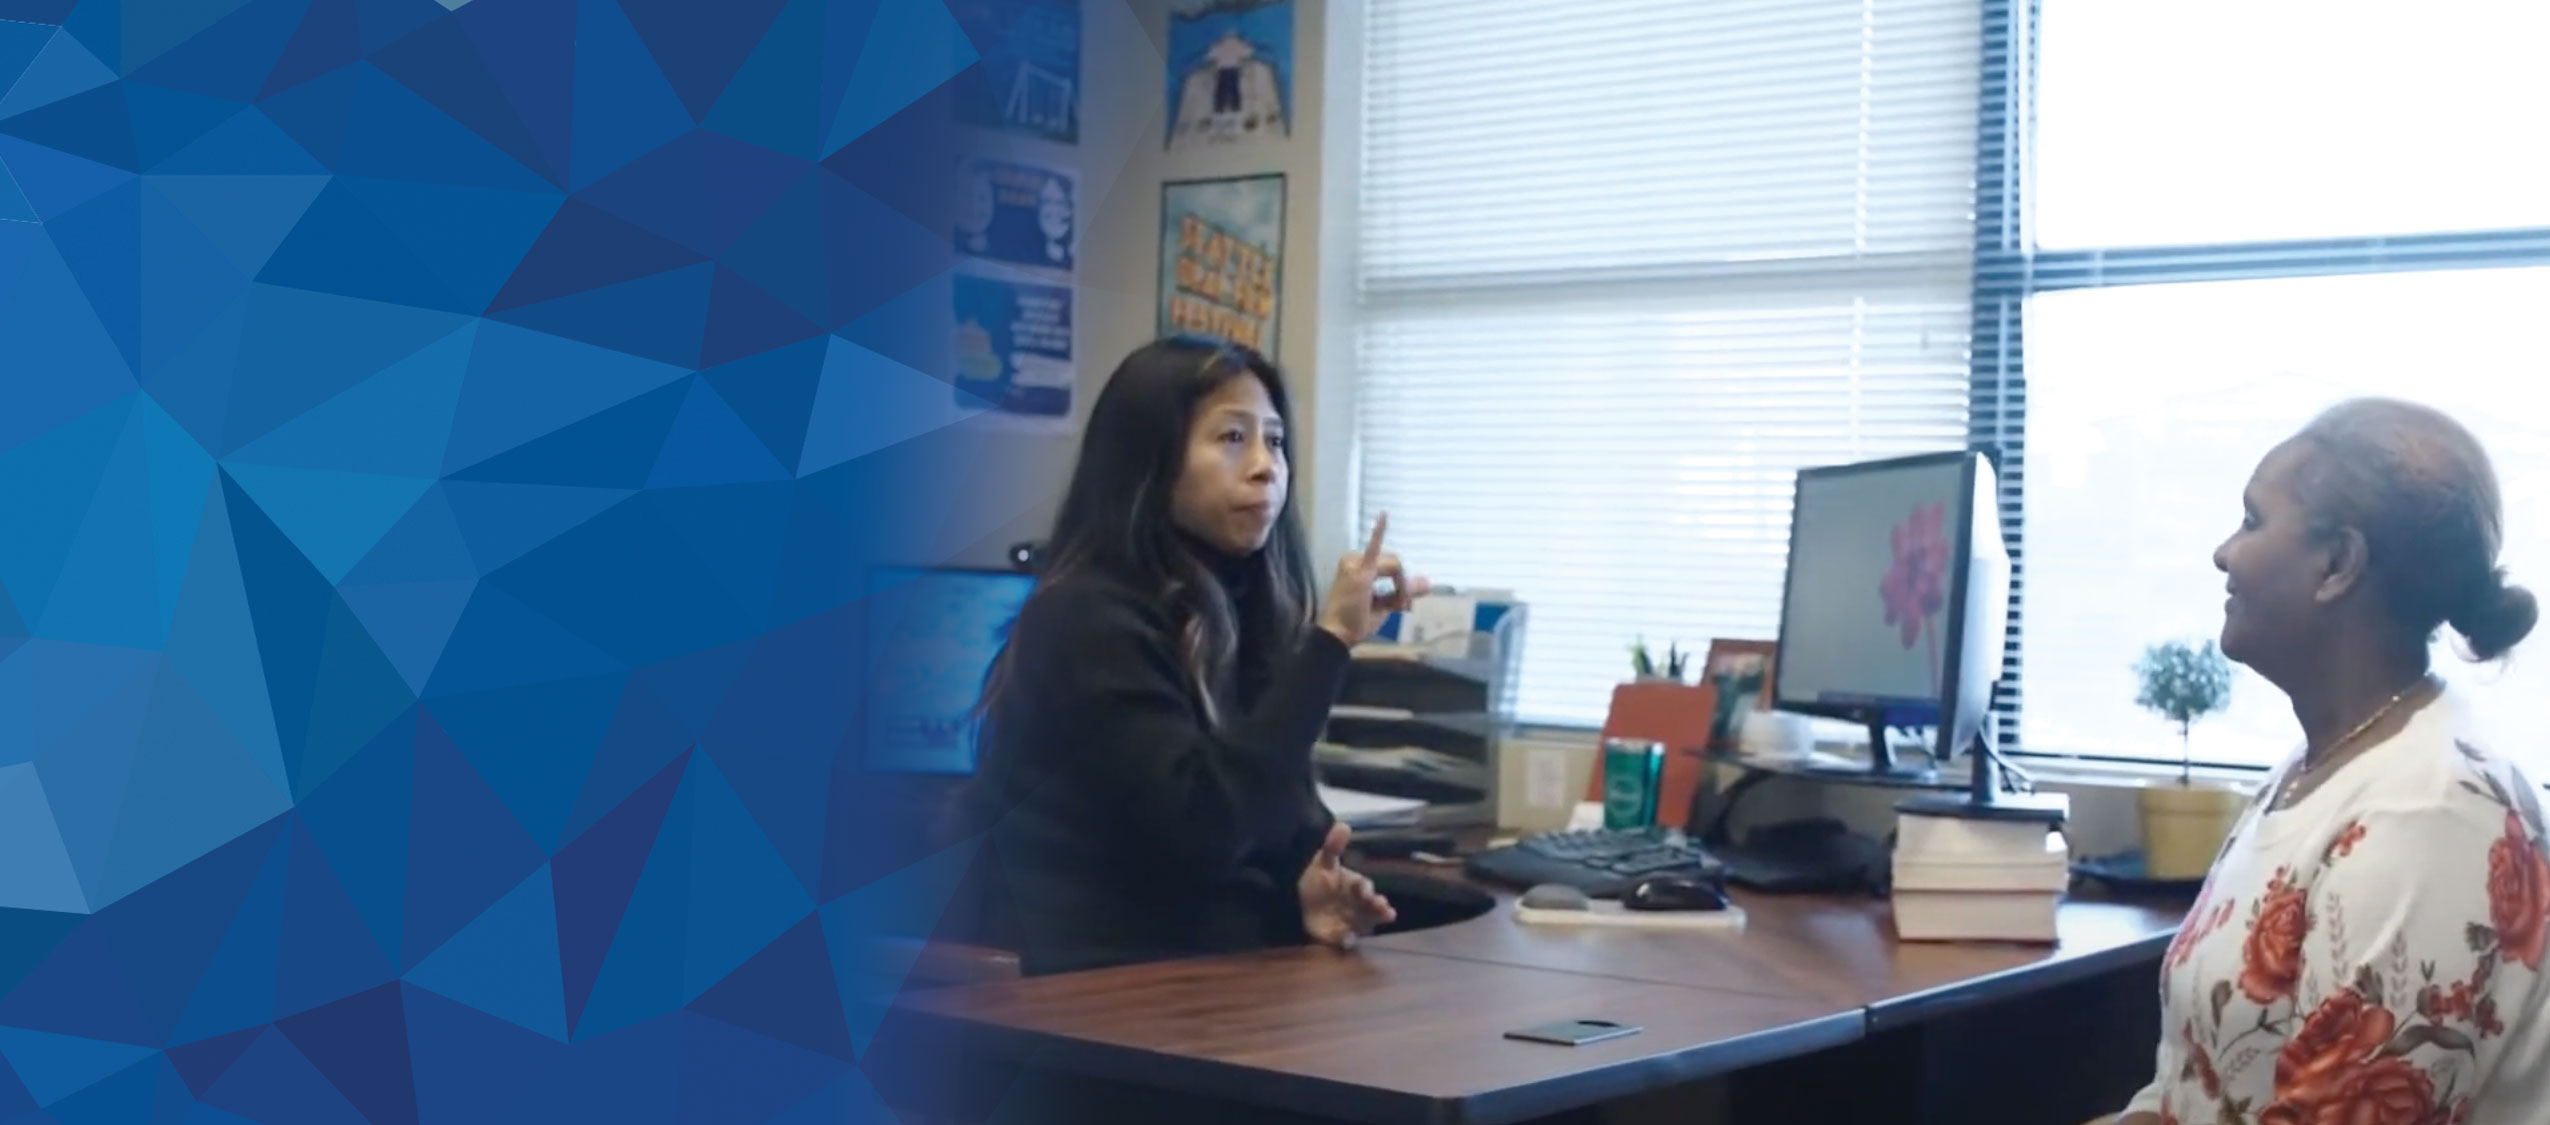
xmin=1898 ymin=787 xmax=2068 ymax=822
xmin=1894 ymin=729 xmax=2067 ymax=823
xmin=1859 ymin=716 xmax=1939 ymax=784
xmin=1761 ymin=713 xmax=1941 ymax=788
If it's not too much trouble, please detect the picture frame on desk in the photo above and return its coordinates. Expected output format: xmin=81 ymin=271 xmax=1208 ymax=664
xmin=1703 ymin=639 xmax=1777 ymax=751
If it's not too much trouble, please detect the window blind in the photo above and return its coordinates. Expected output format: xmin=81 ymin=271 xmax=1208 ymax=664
xmin=1356 ymin=0 xmax=1984 ymax=725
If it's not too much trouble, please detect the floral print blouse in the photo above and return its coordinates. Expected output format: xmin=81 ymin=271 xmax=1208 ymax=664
xmin=2125 ymin=696 xmax=2550 ymax=1125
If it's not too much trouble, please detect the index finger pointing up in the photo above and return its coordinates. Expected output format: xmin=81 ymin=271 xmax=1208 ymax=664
xmin=1362 ymin=512 xmax=1389 ymax=569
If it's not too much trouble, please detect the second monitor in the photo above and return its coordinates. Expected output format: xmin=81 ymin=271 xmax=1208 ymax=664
xmin=1772 ymin=450 xmax=2010 ymax=783
xmin=862 ymin=566 xmax=1038 ymax=775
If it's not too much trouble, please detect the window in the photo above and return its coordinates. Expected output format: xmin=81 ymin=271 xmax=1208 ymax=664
xmin=2025 ymin=271 xmax=2550 ymax=765
xmin=2011 ymin=0 xmax=2550 ymax=766
xmin=2034 ymin=0 xmax=2550 ymax=249
xmin=1353 ymin=0 xmax=1984 ymax=725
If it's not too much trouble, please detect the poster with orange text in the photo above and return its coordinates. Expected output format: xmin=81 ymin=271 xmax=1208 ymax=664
xmin=1158 ymin=174 xmax=1283 ymax=359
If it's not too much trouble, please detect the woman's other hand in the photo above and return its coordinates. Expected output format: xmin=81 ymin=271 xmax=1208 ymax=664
xmin=1299 ymin=823 xmax=1396 ymax=948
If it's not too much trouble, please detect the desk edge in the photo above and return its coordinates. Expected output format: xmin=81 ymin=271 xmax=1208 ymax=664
xmin=900 ymin=1003 xmax=1865 ymax=1125
xmin=1865 ymin=928 xmax=2174 ymax=1032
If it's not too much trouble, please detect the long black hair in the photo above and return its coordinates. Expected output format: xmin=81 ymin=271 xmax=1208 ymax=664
xmin=981 ymin=336 xmax=1317 ymax=729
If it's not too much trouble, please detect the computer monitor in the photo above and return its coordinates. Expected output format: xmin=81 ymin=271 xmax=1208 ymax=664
xmin=861 ymin=567 xmax=1037 ymax=774
xmin=1772 ymin=451 xmax=2023 ymax=805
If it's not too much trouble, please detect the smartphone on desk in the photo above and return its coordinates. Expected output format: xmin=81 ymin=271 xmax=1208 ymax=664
xmin=1503 ymin=1019 xmax=1642 ymax=1047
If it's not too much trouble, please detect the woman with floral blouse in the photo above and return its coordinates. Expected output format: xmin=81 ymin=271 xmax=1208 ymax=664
xmin=2116 ymin=399 xmax=2546 ymax=1125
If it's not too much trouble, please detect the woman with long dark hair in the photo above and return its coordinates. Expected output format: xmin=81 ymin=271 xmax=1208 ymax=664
xmin=968 ymin=337 xmax=1421 ymax=976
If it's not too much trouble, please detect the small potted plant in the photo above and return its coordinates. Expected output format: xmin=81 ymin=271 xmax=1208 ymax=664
xmin=1628 ymin=637 xmax=1691 ymax=684
xmin=2132 ymin=639 xmax=2241 ymax=880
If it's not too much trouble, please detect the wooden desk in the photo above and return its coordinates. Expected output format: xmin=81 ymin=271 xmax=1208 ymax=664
xmin=893 ymin=945 xmax=1857 ymax=1125
xmin=888 ymin=862 xmax=2189 ymax=1125
xmin=1368 ymin=886 xmax=2182 ymax=1030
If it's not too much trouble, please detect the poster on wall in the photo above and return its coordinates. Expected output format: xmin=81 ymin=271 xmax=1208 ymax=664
xmin=1158 ymin=174 xmax=1283 ymax=358
xmin=949 ymin=0 xmax=1080 ymax=144
xmin=1164 ymin=0 xmax=1293 ymax=151
xmin=956 ymin=156 xmax=1077 ymax=274
xmin=953 ymin=270 xmax=1074 ymax=429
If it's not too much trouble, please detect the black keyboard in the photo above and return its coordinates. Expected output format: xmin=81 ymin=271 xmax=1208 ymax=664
xmin=1464 ymin=828 xmax=1726 ymax=898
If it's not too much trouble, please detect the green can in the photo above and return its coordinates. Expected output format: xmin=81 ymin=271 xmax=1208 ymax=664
xmin=1600 ymin=738 xmax=1665 ymax=830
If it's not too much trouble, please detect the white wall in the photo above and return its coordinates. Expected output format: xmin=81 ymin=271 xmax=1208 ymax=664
xmin=950 ymin=0 xmax=1355 ymax=568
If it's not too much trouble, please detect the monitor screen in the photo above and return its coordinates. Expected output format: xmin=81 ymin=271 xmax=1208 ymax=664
xmin=862 ymin=567 xmax=1036 ymax=774
xmin=1775 ymin=456 xmax=1971 ymax=712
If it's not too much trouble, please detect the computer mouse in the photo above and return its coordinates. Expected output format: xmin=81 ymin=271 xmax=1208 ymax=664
xmin=1622 ymin=874 xmax=1728 ymax=912
xmin=1519 ymin=884 xmax=1593 ymax=912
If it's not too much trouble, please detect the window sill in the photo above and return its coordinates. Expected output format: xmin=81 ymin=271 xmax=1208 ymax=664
xmin=2010 ymin=755 xmax=2269 ymax=794
xmin=1513 ymin=723 xmax=2276 ymax=793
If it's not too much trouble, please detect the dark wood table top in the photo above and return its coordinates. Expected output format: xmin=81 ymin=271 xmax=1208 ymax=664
xmin=896 ymin=943 xmax=1860 ymax=1125
xmin=1366 ymin=882 xmax=2185 ymax=1028
xmin=892 ymin=845 xmax=2191 ymax=1123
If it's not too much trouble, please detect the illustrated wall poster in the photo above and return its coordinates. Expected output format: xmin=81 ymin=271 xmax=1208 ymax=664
xmin=949 ymin=0 xmax=1080 ymax=143
xmin=1158 ymin=174 xmax=1283 ymax=358
xmin=957 ymin=156 xmax=1077 ymax=273
xmin=954 ymin=271 xmax=1074 ymax=428
xmin=1164 ymin=0 xmax=1293 ymax=150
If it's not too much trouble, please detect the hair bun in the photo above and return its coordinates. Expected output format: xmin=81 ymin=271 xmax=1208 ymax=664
xmin=2451 ymin=571 xmax=2539 ymax=662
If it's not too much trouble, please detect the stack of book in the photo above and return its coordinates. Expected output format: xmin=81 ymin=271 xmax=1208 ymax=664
xmin=1890 ymin=812 xmax=2070 ymax=943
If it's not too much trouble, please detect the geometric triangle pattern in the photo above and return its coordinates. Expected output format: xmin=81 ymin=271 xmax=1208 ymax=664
xmin=0 ymin=0 xmax=1081 ymax=1117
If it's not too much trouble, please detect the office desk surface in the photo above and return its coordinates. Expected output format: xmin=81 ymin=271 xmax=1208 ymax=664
xmin=897 ymin=944 xmax=1859 ymax=1125
xmin=895 ymin=864 xmax=2189 ymax=1124
xmin=1368 ymin=885 xmax=2183 ymax=1028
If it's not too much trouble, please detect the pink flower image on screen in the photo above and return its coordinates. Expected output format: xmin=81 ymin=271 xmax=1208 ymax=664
xmin=1879 ymin=501 xmax=1949 ymax=687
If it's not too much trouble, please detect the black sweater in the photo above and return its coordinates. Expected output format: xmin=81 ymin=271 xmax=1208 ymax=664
xmin=969 ymin=568 xmax=1346 ymax=976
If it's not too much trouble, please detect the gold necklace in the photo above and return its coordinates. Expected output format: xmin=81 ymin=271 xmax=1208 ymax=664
xmin=2273 ymin=675 xmax=2433 ymax=810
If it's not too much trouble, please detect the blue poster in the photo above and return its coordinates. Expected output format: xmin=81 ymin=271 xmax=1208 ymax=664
xmin=1159 ymin=175 xmax=1283 ymax=358
xmin=954 ymin=271 xmax=1074 ymax=426
xmin=1165 ymin=0 xmax=1293 ymax=151
xmin=951 ymin=0 xmax=1081 ymax=144
xmin=956 ymin=156 xmax=1076 ymax=273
